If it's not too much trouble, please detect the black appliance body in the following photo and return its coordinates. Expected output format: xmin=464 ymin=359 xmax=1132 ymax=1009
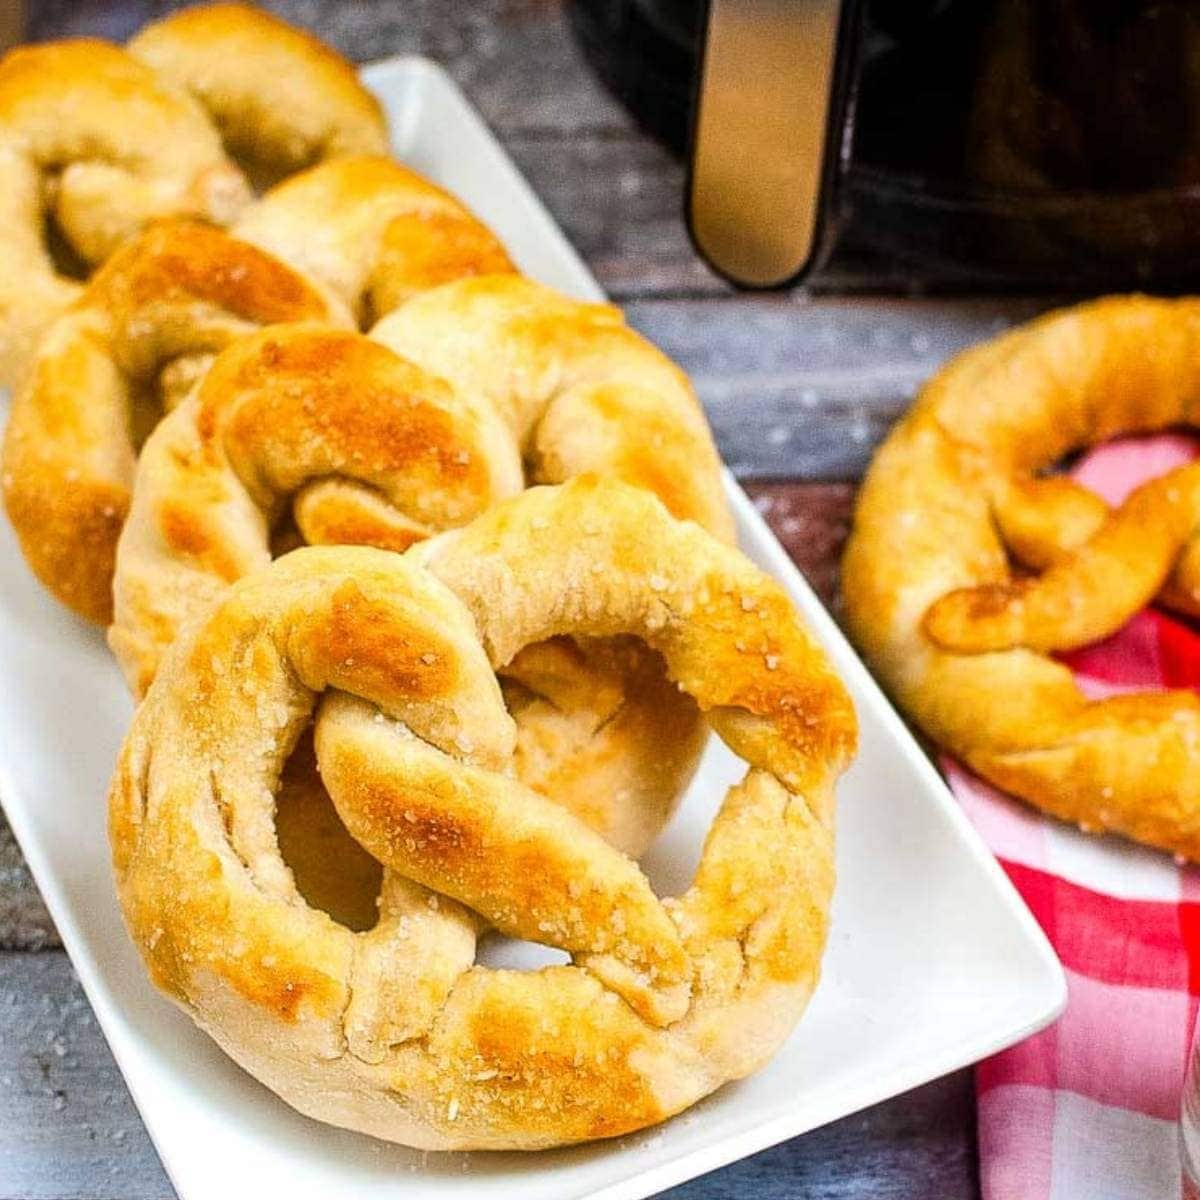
xmin=570 ymin=0 xmax=1200 ymax=289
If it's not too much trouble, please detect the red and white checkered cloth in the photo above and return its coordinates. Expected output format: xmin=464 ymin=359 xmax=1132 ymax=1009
xmin=945 ymin=434 xmax=1200 ymax=1200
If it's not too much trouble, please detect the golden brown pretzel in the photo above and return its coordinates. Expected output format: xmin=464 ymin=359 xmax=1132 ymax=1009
xmin=233 ymin=155 xmax=515 ymax=325
xmin=128 ymin=4 xmax=388 ymax=187
xmin=110 ymin=478 xmax=855 ymax=1150
xmin=0 ymin=4 xmax=386 ymax=388
xmin=0 ymin=39 xmax=251 ymax=386
xmin=109 ymin=322 xmax=520 ymax=695
xmin=110 ymin=276 xmax=731 ymax=850
xmin=843 ymin=295 xmax=1200 ymax=859
xmin=1 ymin=221 xmax=349 ymax=623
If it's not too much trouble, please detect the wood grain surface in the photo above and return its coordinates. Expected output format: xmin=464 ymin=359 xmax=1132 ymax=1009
xmin=0 ymin=2 xmax=1052 ymax=1197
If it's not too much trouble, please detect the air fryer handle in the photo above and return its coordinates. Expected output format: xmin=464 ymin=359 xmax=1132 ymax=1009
xmin=686 ymin=0 xmax=857 ymax=289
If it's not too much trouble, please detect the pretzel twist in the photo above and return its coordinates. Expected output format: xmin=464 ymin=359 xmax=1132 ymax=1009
xmin=0 ymin=3 xmax=386 ymax=387
xmin=109 ymin=322 xmax=521 ymax=695
xmin=1 ymin=221 xmax=350 ymax=623
xmin=110 ymin=478 xmax=855 ymax=1149
xmin=843 ymin=295 xmax=1200 ymax=859
xmin=128 ymin=4 xmax=388 ymax=186
xmin=110 ymin=275 xmax=731 ymax=850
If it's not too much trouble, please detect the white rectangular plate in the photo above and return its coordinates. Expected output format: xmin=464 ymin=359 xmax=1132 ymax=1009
xmin=0 ymin=56 xmax=1065 ymax=1200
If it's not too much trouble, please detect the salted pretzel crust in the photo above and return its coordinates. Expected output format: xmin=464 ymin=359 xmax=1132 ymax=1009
xmin=109 ymin=322 xmax=521 ymax=695
xmin=234 ymin=155 xmax=516 ymax=324
xmin=110 ymin=479 xmax=855 ymax=1149
xmin=844 ymin=294 xmax=1200 ymax=859
xmin=1 ymin=221 xmax=349 ymax=624
xmin=0 ymin=4 xmax=386 ymax=389
xmin=109 ymin=274 xmax=731 ymax=852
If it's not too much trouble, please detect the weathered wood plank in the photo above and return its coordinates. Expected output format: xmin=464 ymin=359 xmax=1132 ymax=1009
xmin=0 ymin=952 xmax=172 ymax=1199
xmin=0 ymin=950 xmax=975 ymax=1200
xmin=665 ymin=1071 xmax=977 ymax=1200
xmin=0 ymin=822 xmax=55 ymax=952
xmin=504 ymin=134 xmax=721 ymax=300
xmin=748 ymin=483 xmax=855 ymax=614
xmin=626 ymin=296 xmax=1047 ymax=478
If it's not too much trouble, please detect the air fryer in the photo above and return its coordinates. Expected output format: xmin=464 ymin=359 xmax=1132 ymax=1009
xmin=569 ymin=0 xmax=1200 ymax=289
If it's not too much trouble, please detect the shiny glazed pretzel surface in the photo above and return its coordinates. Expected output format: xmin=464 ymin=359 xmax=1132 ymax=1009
xmin=843 ymin=295 xmax=1200 ymax=859
xmin=110 ymin=479 xmax=856 ymax=1150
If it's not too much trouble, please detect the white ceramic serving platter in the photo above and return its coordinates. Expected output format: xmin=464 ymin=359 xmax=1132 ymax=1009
xmin=0 ymin=56 xmax=1065 ymax=1200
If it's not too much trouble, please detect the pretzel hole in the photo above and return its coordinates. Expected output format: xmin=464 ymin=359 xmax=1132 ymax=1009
xmin=274 ymin=726 xmax=382 ymax=932
xmin=475 ymin=931 xmax=570 ymax=971
xmin=269 ymin=510 xmax=307 ymax=559
xmin=41 ymin=205 xmax=90 ymax=282
xmin=127 ymin=377 xmax=165 ymax=453
xmin=495 ymin=636 xmax=702 ymax=858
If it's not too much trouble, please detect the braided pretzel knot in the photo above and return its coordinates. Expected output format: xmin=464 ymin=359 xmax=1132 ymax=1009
xmin=2 ymin=221 xmax=349 ymax=623
xmin=0 ymin=40 xmax=250 ymax=387
xmin=110 ymin=278 xmax=730 ymax=851
xmin=843 ymin=295 xmax=1200 ymax=859
xmin=110 ymin=479 xmax=855 ymax=1149
xmin=109 ymin=322 xmax=522 ymax=695
xmin=0 ymin=4 xmax=385 ymax=387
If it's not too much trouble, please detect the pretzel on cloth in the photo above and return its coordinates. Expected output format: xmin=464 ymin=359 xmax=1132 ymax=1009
xmin=110 ymin=277 xmax=730 ymax=851
xmin=0 ymin=4 xmax=385 ymax=387
xmin=109 ymin=477 xmax=856 ymax=1149
xmin=1 ymin=221 xmax=349 ymax=624
xmin=233 ymin=155 xmax=515 ymax=325
xmin=843 ymin=294 xmax=1200 ymax=860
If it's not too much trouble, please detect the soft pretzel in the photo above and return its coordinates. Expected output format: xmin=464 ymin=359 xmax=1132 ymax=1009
xmin=0 ymin=39 xmax=251 ymax=387
xmin=843 ymin=294 xmax=1200 ymax=860
xmin=109 ymin=322 xmax=520 ymax=695
xmin=110 ymin=276 xmax=731 ymax=849
xmin=109 ymin=478 xmax=855 ymax=1150
xmin=113 ymin=275 xmax=731 ymax=679
xmin=0 ymin=5 xmax=387 ymax=388
xmin=233 ymin=155 xmax=515 ymax=325
xmin=128 ymin=4 xmax=388 ymax=187
xmin=1 ymin=221 xmax=349 ymax=624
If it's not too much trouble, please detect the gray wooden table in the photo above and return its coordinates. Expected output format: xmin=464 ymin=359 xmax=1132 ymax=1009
xmin=0 ymin=2 xmax=1049 ymax=1196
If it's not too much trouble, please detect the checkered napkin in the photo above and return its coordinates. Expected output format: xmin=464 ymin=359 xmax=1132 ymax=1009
xmin=945 ymin=434 xmax=1200 ymax=1200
